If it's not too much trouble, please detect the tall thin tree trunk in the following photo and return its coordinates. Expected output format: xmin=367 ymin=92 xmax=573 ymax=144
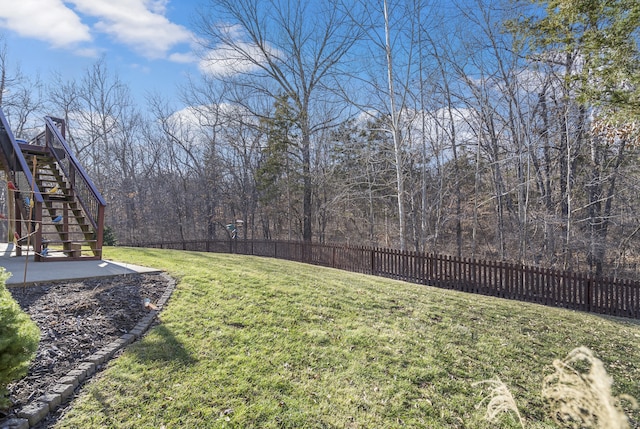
xmin=383 ymin=0 xmax=406 ymax=250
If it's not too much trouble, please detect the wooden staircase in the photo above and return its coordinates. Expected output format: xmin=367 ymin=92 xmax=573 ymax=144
xmin=0 ymin=108 xmax=106 ymax=261
xmin=26 ymin=148 xmax=100 ymax=258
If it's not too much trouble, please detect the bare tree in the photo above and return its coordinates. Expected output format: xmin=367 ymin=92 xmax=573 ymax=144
xmin=0 ymin=36 xmax=44 ymax=138
xmin=47 ymin=58 xmax=147 ymax=242
xmin=196 ymin=0 xmax=361 ymax=244
xmin=47 ymin=72 xmax=82 ymax=148
xmin=337 ymin=0 xmax=427 ymax=250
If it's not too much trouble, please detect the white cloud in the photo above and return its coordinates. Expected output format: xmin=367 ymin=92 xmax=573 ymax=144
xmin=74 ymin=47 xmax=101 ymax=58
xmin=172 ymin=103 xmax=239 ymax=127
xmin=169 ymin=103 xmax=257 ymax=146
xmin=145 ymin=0 xmax=169 ymax=15
xmin=198 ymin=41 xmax=284 ymax=77
xmin=198 ymin=43 xmax=264 ymax=77
xmin=130 ymin=63 xmax=152 ymax=74
xmin=198 ymin=23 xmax=282 ymax=77
xmin=0 ymin=0 xmax=91 ymax=47
xmin=169 ymin=51 xmax=198 ymax=64
xmin=0 ymin=0 xmax=195 ymax=61
xmin=172 ymin=105 xmax=208 ymax=127
xmin=68 ymin=0 xmax=194 ymax=59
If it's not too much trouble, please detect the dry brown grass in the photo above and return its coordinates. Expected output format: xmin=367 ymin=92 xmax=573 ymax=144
xmin=542 ymin=346 xmax=638 ymax=429
xmin=473 ymin=377 xmax=526 ymax=428
xmin=476 ymin=347 xmax=638 ymax=428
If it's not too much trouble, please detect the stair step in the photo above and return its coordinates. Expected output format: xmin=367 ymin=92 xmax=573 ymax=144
xmin=40 ymin=247 xmax=101 ymax=260
xmin=41 ymin=224 xmax=91 ymax=229
xmin=43 ymin=240 xmax=97 ymax=245
xmin=14 ymin=138 xmax=104 ymax=261
xmin=45 ymin=195 xmax=72 ymax=202
xmin=41 ymin=231 xmax=90 ymax=236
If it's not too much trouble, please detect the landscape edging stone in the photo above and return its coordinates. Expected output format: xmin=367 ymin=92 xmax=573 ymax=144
xmin=1 ymin=272 xmax=176 ymax=429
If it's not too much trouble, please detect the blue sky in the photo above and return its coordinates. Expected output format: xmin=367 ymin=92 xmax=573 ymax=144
xmin=0 ymin=0 xmax=204 ymax=107
xmin=0 ymin=0 xmax=522 ymax=114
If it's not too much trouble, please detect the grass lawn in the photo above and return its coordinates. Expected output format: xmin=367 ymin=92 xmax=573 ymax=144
xmin=55 ymin=247 xmax=640 ymax=428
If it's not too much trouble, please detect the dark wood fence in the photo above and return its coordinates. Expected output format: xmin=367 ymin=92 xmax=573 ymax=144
xmin=127 ymin=239 xmax=640 ymax=319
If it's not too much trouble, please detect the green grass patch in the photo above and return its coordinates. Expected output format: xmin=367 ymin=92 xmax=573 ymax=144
xmin=55 ymin=247 xmax=640 ymax=428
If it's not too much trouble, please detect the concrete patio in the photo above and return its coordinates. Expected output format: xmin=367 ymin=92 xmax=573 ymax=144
xmin=0 ymin=243 xmax=159 ymax=285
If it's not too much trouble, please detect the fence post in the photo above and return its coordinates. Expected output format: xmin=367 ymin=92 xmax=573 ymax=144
xmin=332 ymin=246 xmax=336 ymax=268
xmin=123 ymin=239 xmax=639 ymax=320
xmin=587 ymin=276 xmax=593 ymax=313
xmin=371 ymin=248 xmax=376 ymax=275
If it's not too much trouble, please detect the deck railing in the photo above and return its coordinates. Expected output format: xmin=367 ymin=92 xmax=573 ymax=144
xmin=43 ymin=116 xmax=106 ymax=253
xmin=125 ymin=239 xmax=640 ymax=320
xmin=0 ymin=108 xmax=44 ymax=254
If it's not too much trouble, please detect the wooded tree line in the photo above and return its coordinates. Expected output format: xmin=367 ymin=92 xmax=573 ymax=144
xmin=1 ymin=0 xmax=639 ymax=278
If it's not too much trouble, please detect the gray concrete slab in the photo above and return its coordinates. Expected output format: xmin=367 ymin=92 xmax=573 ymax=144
xmin=0 ymin=243 xmax=160 ymax=285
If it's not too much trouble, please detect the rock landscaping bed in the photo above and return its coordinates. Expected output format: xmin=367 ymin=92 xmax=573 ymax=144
xmin=2 ymin=272 xmax=174 ymax=428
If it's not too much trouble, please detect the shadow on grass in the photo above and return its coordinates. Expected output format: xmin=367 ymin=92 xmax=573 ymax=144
xmin=130 ymin=324 xmax=198 ymax=367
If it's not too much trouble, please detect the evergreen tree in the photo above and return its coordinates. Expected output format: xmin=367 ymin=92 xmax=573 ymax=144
xmin=509 ymin=0 xmax=640 ymax=274
xmin=256 ymin=95 xmax=302 ymax=239
xmin=512 ymin=0 xmax=640 ymax=115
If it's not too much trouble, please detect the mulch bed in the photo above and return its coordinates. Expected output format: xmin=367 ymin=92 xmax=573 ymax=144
xmin=3 ymin=272 xmax=171 ymax=425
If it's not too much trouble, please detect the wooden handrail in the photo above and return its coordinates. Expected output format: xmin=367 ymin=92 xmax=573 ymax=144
xmin=43 ymin=116 xmax=106 ymax=231
xmin=0 ymin=107 xmax=45 ymax=257
xmin=0 ymin=107 xmax=44 ymax=204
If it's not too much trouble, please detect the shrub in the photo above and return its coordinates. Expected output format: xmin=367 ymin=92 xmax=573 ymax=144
xmin=103 ymin=225 xmax=117 ymax=246
xmin=0 ymin=268 xmax=40 ymax=410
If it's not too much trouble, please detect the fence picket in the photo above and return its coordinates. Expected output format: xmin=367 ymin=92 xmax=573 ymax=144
xmin=128 ymin=239 xmax=640 ymax=319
